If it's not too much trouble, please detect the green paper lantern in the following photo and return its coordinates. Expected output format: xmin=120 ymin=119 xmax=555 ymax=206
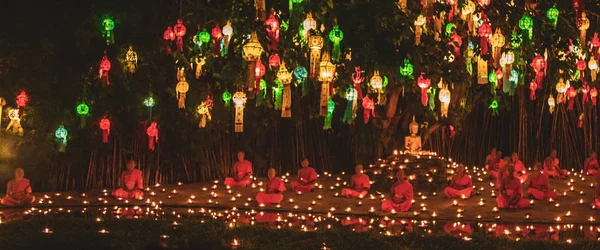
xmin=510 ymin=31 xmax=522 ymax=48
xmin=198 ymin=29 xmax=211 ymax=44
xmin=547 ymin=7 xmax=559 ymax=26
xmin=144 ymin=96 xmax=156 ymax=108
xmin=291 ymin=0 xmax=303 ymax=3
xmin=400 ymin=59 xmax=414 ymax=77
xmin=489 ymin=100 xmax=499 ymax=115
xmin=101 ymin=17 xmax=115 ymax=45
xmin=55 ymin=125 xmax=68 ymax=151
xmin=222 ymin=91 xmax=232 ymax=105
xmin=328 ymin=26 xmax=344 ymax=62
xmin=518 ymin=15 xmax=533 ymax=39
xmin=76 ymin=103 xmax=89 ymax=116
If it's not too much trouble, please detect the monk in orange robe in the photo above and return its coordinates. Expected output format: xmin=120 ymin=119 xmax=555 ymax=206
xmin=1 ymin=168 xmax=35 ymax=206
xmin=484 ymin=148 xmax=497 ymax=170
xmin=527 ymin=162 xmax=557 ymax=200
xmin=511 ymin=153 xmax=528 ymax=182
xmin=496 ymin=164 xmax=530 ymax=209
xmin=112 ymin=160 xmax=144 ymax=199
xmin=255 ymin=168 xmax=286 ymax=205
xmin=381 ymin=169 xmax=413 ymax=212
xmin=584 ymin=151 xmax=598 ymax=176
xmin=341 ymin=164 xmax=370 ymax=198
xmin=488 ymin=151 xmax=504 ymax=181
xmin=290 ymin=158 xmax=318 ymax=193
xmin=543 ymin=150 xmax=567 ymax=178
xmin=224 ymin=151 xmax=253 ymax=187
xmin=495 ymin=156 xmax=511 ymax=190
xmin=444 ymin=164 xmax=473 ymax=199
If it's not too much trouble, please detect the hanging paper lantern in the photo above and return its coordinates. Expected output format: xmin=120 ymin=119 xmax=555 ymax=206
xmin=173 ymin=19 xmax=187 ymax=52
xmin=446 ymin=0 xmax=458 ymax=21
xmin=55 ymin=125 xmax=68 ymax=152
xmin=489 ymin=100 xmax=499 ymax=115
xmin=146 ymin=122 xmax=159 ymax=151
xmin=303 ymin=13 xmax=317 ymax=40
xmin=397 ymin=0 xmax=408 ymax=11
xmin=518 ymin=14 xmax=533 ymax=39
xmin=400 ymin=59 xmax=414 ymax=78
xmin=6 ymin=108 xmax=23 ymax=136
xmin=510 ymin=31 xmax=523 ymax=49
xmin=548 ymin=95 xmax=556 ymax=114
xmin=414 ymin=15 xmax=426 ymax=46
xmin=439 ymin=86 xmax=451 ymax=117
xmin=476 ymin=55 xmax=488 ymax=84
xmin=99 ymin=52 xmax=111 ymax=85
xmin=370 ymin=70 xmax=384 ymax=105
xmin=529 ymin=81 xmax=537 ymax=101
xmin=242 ymin=31 xmax=264 ymax=96
xmin=477 ymin=0 xmax=490 ymax=8
xmin=449 ymin=32 xmax=462 ymax=60
xmin=255 ymin=60 xmax=266 ymax=94
xmin=531 ymin=55 xmax=546 ymax=89
xmin=272 ymin=80 xmax=283 ymax=110
xmin=555 ymin=78 xmax=568 ymax=104
xmin=221 ymin=21 xmax=233 ymax=55
xmin=197 ymin=97 xmax=214 ymax=128
xmin=195 ymin=56 xmax=206 ymax=79
xmin=277 ymin=61 xmax=293 ymax=118
xmin=101 ymin=17 xmax=115 ymax=45
xmin=99 ymin=117 xmax=110 ymax=144
xmin=508 ymin=69 xmax=518 ymax=96
xmin=491 ymin=28 xmax=505 ymax=67
xmin=193 ymin=28 xmax=211 ymax=50
xmin=589 ymin=57 xmax=598 ymax=82
xmin=232 ymin=92 xmax=247 ymax=132
xmin=211 ymin=24 xmax=222 ymax=56
xmin=342 ymin=87 xmax=357 ymax=124
xmin=582 ymin=84 xmax=590 ymax=104
xmin=125 ymin=46 xmax=138 ymax=73
xmin=329 ymin=26 xmax=344 ymax=62
xmin=309 ymin=35 xmax=324 ymax=79
xmin=462 ymin=1 xmax=476 ymax=34
xmin=590 ymin=87 xmax=598 ymax=106
xmin=293 ymin=65 xmax=308 ymax=87
xmin=417 ymin=72 xmax=431 ymax=107
xmin=15 ymin=90 xmax=28 ymax=118
xmin=176 ymin=68 xmax=189 ymax=109
xmin=163 ymin=26 xmax=175 ymax=55
xmin=222 ymin=91 xmax=232 ymax=106
xmin=265 ymin=13 xmax=280 ymax=51
xmin=268 ymin=53 xmax=280 ymax=69
xmin=445 ymin=23 xmax=456 ymax=37
xmin=577 ymin=58 xmax=587 ymax=80
xmin=76 ymin=102 xmax=89 ymax=127
xmin=547 ymin=6 xmax=559 ymax=27
xmin=351 ymin=67 xmax=364 ymax=101
xmin=144 ymin=95 xmax=155 ymax=121
xmin=567 ymin=86 xmax=577 ymax=111
xmin=477 ymin=21 xmax=492 ymax=55
xmin=318 ymin=51 xmax=336 ymax=116
xmin=362 ymin=96 xmax=375 ymax=124
xmin=578 ymin=12 xmax=589 ymax=48
xmin=324 ymin=99 xmax=335 ymax=130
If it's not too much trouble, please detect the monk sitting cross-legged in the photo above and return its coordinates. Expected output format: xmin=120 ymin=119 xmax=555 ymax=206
xmin=224 ymin=151 xmax=253 ymax=187
xmin=512 ymin=153 xmax=528 ymax=182
xmin=112 ymin=160 xmax=144 ymax=200
xmin=584 ymin=151 xmax=599 ymax=176
xmin=495 ymin=157 xmax=512 ymax=190
xmin=543 ymin=150 xmax=567 ymax=178
xmin=496 ymin=164 xmax=530 ymax=209
xmin=290 ymin=158 xmax=318 ymax=193
xmin=444 ymin=164 xmax=473 ymax=199
xmin=1 ymin=168 xmax=35 ymax=206
xmin=484 ymin=148 xmax=497 ymax=171
xmin=381 ymin=169 xmax=413 ymax=212
xmin=527 ymin=162 xmax=557 ymax=201
xmin=255 ymin=168 xmax=286 ymax=205
xmin=488 ymin=151 xmax=504 ymax=181
xmin=341 ymin=164 xmax=371 ymax=198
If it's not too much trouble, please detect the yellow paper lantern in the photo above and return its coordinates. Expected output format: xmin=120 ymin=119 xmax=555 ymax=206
xmin=277 ymin=61 xmax=293 ymax=118
xmin=319 ymin=51 xmax=336 ymax=116
xmin=232 ymin=92 xmax=247 ymax=132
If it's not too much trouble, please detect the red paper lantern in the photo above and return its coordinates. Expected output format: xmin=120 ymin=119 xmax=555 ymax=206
xmin=99 ymin=55 xmax=111 ymax=85
xmin=255 ymin=60 xmax=266 ymax=93
xmin=590 ymin=87 xmax=598 ymax=106
xmin=478 ymin=22 xmax=492 ymax=55
xmin=567 ymin=86 xmax=577 ymax=111
xmin=146 ymin=122 xmax=159 ymax=151
xmin=581 ymin=84 xmax=590 ymax=104
xmin=163 ymin=26 xmax=175 ymax=41
xmin=417 ymin=72 xmax=431 ymax=107
xmin=268 ymin=53 xmax=280 ymax=69
xmin=264 ymin=13 xmax=280 ymax=51
xmin=211 ymin=24 xmax=222 ymax=57
xmin=16 ymin=90 xmax=28 ymax=117
xmin=477 ymin=0 xmax=490 ymax=8
xmin=173 ymin=19 xmax=187 ymax=52
xmin=531 ymin=55 xmax=546 ymax=89
xmin=99 ymin=117 xmax=110 ymax=143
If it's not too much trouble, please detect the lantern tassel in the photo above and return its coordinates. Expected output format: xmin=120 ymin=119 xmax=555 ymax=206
xmin=421 ymin=88 xmax=428 ymax=107
xmin=529 ymin=82 xmax=537 ymax=101
xmin=342 ymin=98 xmax=356 ymax=125
xmin=332 ymin=42 xmax=341 ymax=62
xmin=324 ymin=99 xmax=334 ymax=130
xmin=235 ymin=105 xmax=244 ymax=132
xmin=102 ymin=129 xmax=109 ymax=144
xmin=177 ymin=37 xmax=183 ymax=52
xmin=320 ymin=82 xmax=330 ymax=116
xmin=281 ymin=84 xmax=292 ymax=118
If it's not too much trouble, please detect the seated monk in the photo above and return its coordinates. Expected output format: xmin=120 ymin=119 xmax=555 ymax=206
xmin=496 ymin=164 xmax=530 ymax=209
xmin=512 ymin=153 xmax=528 ymax=182
xmin=255 ymin=168 xmax=286 ymax=205
xmin=341 ymin=164 xmax=371 ymax=198
xmin=496 ymin=156 xmax=512 ymax=190
xmin=488 ymin=151 xmax=504 ymax=181
xmin=584 ymin=151 xmax=598 ymax=176
xmin=527 ymin=162 xmax=557 ymax=200
xmin=484 ymin=148 xmax=497 ymax=171
xmin=444 ymin=164 xmax=473 ymax=199
xmin=1 ymin=168 xmax=35 ymax=206
xmin=543 ymin=150 xmax=567 ymax=178
xmin=112 ymin=160 xmax=144 ymax=199
xmin=381 ymin=169 xmax=413 ymax=212
xmin=224 ymin=151 xmax=253 ymax=187
xmin=290 ymin=158 xmax=318 ymax=193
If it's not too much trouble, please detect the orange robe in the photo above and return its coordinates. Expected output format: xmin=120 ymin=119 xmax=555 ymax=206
xmin=381 ymin=181 xmax=413 ymax=212
xmin=543 ymin=158 xmax=567 ymax=178
xmin=496 ymin=177 xmax=530 ymax=209
xmin=527 ymin=173 xmax=557 ymax=200
xmin=489 ymin=159 xmax=504 ymax=181
xmin=1 ymin=178 xmax=35 ymax=206
xmin=484 ymin=154 xmax=495 ymax=170
xmin=112 ymin=169 xmax=144 ymax=199
xmin=255 ymin=177 xmax=286 ymax=204
xmin=341 ymin=174 xmax=370 ymax=198
xmin=224 ymin=160 xmax=253 ymax=187
xmin=513 ymin=160 xmax=528 ymax=182
xmin=585 ymin=158 xmax=599 ymax=176
xmin=290 ymin=167 xmax=318 ymax=192
xmin=444 ymin=174 xmax=473 ymax=199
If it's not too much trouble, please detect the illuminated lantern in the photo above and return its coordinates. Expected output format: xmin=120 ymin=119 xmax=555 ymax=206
xmin=211 ymin=24 xmax=222 ymax=56
xmin=99 ymin=52 xmax=111 ymax=85
xmin=590 ymin=87 xmax=598 ymax=106
xmin=99 ymin=117 xmax=110 ymax=143
xmin=518 ymin=14 xmax=533 ymax=40
xmin=397 ymin=0 xmax=407 ymax=12
xmin=351 ymin=67 xmax=364 ymax=101
xmin=163 ymin=26 xmax=175 ymax=55
xmin=578 ymin=12 xmax=589 ymax=48
xmin=500 ymin=51 xmax=515 ymax=88
xmin=0 ymin=97 xmax=4 ymax=129
xmin=268 ymin=53 xmax=280 ymax=69
xmin=222 ymin=91 xmax=232 ymax=106
xmin=324 ymin=99 xmax=335 ymax=130
xmin=362 ymin=95 xmax=375 ymax=124
xmin=222 ymin=21 xmax=233 ymax=55
xmin=255 ymin=60 xmax=266 ymax=94
xmin=242 ymin=31 xmax=264 ymax=97
xmin=510 ymin=31 xmax=523 ymax=49
xmin=144 ymin=95 xmax=155 ymax=121
xmin=590 ymin=33 xmax=600 ymax=59
xmin=491 ymin=28 xmax=505 ymax=67
xmin=125 ymin=46 xmax=138 ymax=73
xmin=577 ymin=59 xmax=587 ymax=80
xmin=547 ymin=6 xmax=559 ymax=27
xmin=303 ymin=13 xmax=317 ymax=40
xmin=15 ymin=90 xmax=28 ymax=118
xmin=176 ymin=68 xmax=189 ymax=109
xmin=477 ymin=0 xmax=489 ymax=8
xmin=232 ymin=92 xmax=247 ymax=132
xmin=293 ymin=65 xmax=308 ymax=88
xmin=342 ymin=86 xmax=357 ymax=124
xmin=101 ymin=16 xmax=115 ymax=45
xmin=329 ymin=26 xmax=344 ymax=62
xmin=477 ymin=21 xmax=492 ymax=55
xmin=589 ymin=57 xmax=598 ymax=82
xmin=548 ymin=95 xmax=555 ymax=114
xmin=417 ymin=72 xmax=431 ymax=107
xmin=370 ymin=70 xmax=384 ymax=105
xmin=173 ymin=19 xmax=187 ymax=52
xmin=399 ymin=59 xmax=414 ymax=78
xmin=265 ymin=13 xmax=280 ymax=51
xmin=489 ymin=71 xmax=498 ymax=94
xmin=414 ymin=15 xmax=426 ymax=46
xmin=197 ymin=97 xmax=214 ymax=128
xmin=582 ymin=84 xmax=590 ymax=104
xmin=195 ymin=56 xmax=206 ymax=79
xmin=446 ymin=0 xmax=458 ymax=21
xmin=477 ymin=55 xmax=488 ymax=84
xmin=193 ymin=28 xmax=210 ymax=50
xmin=529 ymin=81 xmax=537 ymax=101
xmin=272 ymin=79 xmax=283 ymax=110
xmin=318 ymin=51 xmax=336 ymax=116
xmin=489 ymin=100 xmax=499 ymax=115
xmin=449 ymin=32 xmax=462 ymax=59
xmin=6 ymin=108 xmax=23 ymax=136
xmin=439 ymin=86 xmax=451 ymax=117
xmin=55 ymin=125 xmax=68 ymax=152
xmin=567 ymin=86 xmax=577 ymax=111
xmin=146 ymin=122 xmax=158 ymax=151
xmin=462 ymin=1 xmax=476 ymax=34
xmin=76 ymin=102 xmax=90 ymax=128
xmin=555 ymin=78 xmax=568 ymax=104
xmin=277 ymin=61 xmax=293 ymax=118
xmin=309 ymin=35 xmax=324 ymax=79
xmin=531 ymin=55 xmax=546 ymax=89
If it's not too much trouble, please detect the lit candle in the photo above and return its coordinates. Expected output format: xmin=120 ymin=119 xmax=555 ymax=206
xmin=492 ymin=207 xmax=498 ymax=212
xmin=452 ymin=200 xmax=458 ymax=206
